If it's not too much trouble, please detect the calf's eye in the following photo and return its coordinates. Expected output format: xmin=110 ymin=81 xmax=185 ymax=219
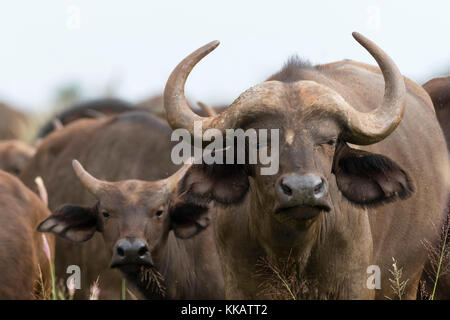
xmin=155 ymin=210 xmax=164 ymax=218
xmin=102 ymin=211 xmax=111 ymax=219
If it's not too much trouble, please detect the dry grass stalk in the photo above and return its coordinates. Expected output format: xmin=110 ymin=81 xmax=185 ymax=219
xmin=386 ymin=257 xmax=409 ymax=300
xmin=255 ymin=251 xmax=317 ymax=300
xmin=422 ymin=208 xmax=449 ymax=299
xmin=140 ymin=266 xmax=166 ymax=297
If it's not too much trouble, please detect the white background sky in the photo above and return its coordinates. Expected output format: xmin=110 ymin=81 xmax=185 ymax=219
xmin=0 ymin=0 xmax=448 ymax=112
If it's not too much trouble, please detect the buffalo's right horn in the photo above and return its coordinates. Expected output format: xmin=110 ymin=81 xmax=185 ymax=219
xmin=72 ymin=160 xmax=107 ymax=198
xmin=164 ymin=41 xmax=284 ymax=138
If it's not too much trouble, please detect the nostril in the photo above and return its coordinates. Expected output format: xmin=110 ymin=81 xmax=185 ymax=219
xmin=117 ymin=247 xmax=125 ymax=257
xmin=137 ymin=246 xmax=148 ymax=257
xmin=280 ymin=180 xmax=293 ymax=196
xmin=314 ymin=181 xmax=322 ymax=193
xmin=313 ymin=178 xmax=326 ymax=196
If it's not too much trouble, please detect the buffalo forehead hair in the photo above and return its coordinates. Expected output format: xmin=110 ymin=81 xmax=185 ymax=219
xmin=267 ymin=55 xmax=314 ymax=83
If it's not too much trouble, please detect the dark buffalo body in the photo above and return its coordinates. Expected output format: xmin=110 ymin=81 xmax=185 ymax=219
xmin=36 ymin=96 xmax=221 ymax=140
xmin=424 ymin=76 xmax=450 ymax=147
xmin=138 ymin=94 xmax=227 ymax=119
xmin=36 ymin=98 xmax=139 ymax=139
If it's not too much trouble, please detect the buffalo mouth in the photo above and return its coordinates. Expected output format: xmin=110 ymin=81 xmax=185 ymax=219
xmin=110 ymin=258 xmax=154 ymax=272
xmin=274 ymin=203 xmax=331 ymax=221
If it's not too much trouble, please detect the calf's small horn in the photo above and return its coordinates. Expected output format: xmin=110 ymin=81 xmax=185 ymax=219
xmin=72 ymin=160 xmax=106 ymax=198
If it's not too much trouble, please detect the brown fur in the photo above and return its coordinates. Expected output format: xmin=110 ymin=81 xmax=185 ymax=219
xmin=422 ymin=76 xmax=450 ymax=299
xmin=0 ymin=140 xmax=36 ymax=176
xmin=0 ymin=170 xmax=54 ymax=299
xmin=138 ymin=94 xmax=228 ymax=119
xmin=423 ymin=76 xmax=450 ymax=147
xmin=36 ymin=98 xmax=139 ymax=139
xmin=0 ymin=102 xmax=28 ymax=140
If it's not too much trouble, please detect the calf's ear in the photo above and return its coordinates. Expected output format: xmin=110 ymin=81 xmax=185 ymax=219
xmin=333 ymin=143 xmax=415 ymax=206
xmin=37 ymin=205 xmax=99 ymax=242
xmin=170 ymin=201 xmax=211 ymax=239
xmin=179 ymin=163 xmax=249 ymax=205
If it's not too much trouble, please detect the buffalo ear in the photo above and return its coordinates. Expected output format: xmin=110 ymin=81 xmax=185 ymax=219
xmin=37 ymin=205 xmax=99 ymax=242
xmin=170 ymin=201 xmax=211 ymax=239
xmin=333 ymin=143 xmax=415 ymax=206
xmin=179 ymin=163 xmax=249 ymax=205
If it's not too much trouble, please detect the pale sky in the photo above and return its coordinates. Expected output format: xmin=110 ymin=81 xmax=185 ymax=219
xmin=0 ymin=0 xmax=448 ymax=112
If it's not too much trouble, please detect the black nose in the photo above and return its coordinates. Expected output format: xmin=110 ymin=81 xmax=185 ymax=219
xmin=277 ymin=173 xmax=328 ymax=207
xmin=110 ymin=238 xmax=153 ymax=268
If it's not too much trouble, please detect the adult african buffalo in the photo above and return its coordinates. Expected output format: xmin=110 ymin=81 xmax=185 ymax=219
xmin=37 ymin=97 xmax=218 ymax=139
xmin=21 ymin=110 xmax=221 ymax=299
xmin=422 ymin=76 xmax=450 ymax=300
xmin=0 ymin=140 xmax=36 ymax=175
xmin=0 ymin=102 xmax=28 ymax=140
xmin=423 ymin=76 xmax=450 ymax=146
xmin=138 ymin=94 xmax=226 ymax=119
xmin=37 ymin=160 xmax=224 ymax=299
xmin=0 ymin=170 xmax=54 ymax=299
xmin=163 ymin=33 xmax=449 ymax=299
xmin=36 ymin=98 xmax=139 ymax=139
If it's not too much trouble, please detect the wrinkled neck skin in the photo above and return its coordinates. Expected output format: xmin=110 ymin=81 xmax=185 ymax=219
xmin=119 ymin=228 xmax=224 ymax=300
xmin=215 ymin=177 xmax=374 ymax=299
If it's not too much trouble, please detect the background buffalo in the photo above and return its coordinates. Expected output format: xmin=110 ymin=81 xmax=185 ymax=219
xmin=0 ymin=170 xmax=54 ymax=299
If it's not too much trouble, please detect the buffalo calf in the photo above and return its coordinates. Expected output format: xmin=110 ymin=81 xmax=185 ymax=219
xmin=38 ymin=160 xmax=224 ymax=299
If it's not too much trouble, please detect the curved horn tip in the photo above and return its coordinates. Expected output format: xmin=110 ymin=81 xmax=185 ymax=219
xmin=72 ymin=159 xmax=87 ymax=176
xmin=72 ymin=159 xmax=81 ymax=170
xmin=352 ymin=31 xmax=366 ymax=41
xmin=200 ymin=40 xmax=220 ymax=55
xmin=208 ymin=40 xmax=220 ymax=48
xmin=351 ymin=32 xmax=383 ymax=54
xmin=196 ymin=40 xmax=220 ymax=53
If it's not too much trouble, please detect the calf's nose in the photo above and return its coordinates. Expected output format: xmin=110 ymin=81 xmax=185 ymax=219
xmin=110 ymin=238 xmax=153 ymax=268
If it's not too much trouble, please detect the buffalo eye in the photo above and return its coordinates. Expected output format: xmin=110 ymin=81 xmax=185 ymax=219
xmin=155 ymin=210 xmax=164 ymax=219
xmin=315 ymin=139 xmax=337 ymax=149
xmin=102 ymin=211 xmax=111 ymax=219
